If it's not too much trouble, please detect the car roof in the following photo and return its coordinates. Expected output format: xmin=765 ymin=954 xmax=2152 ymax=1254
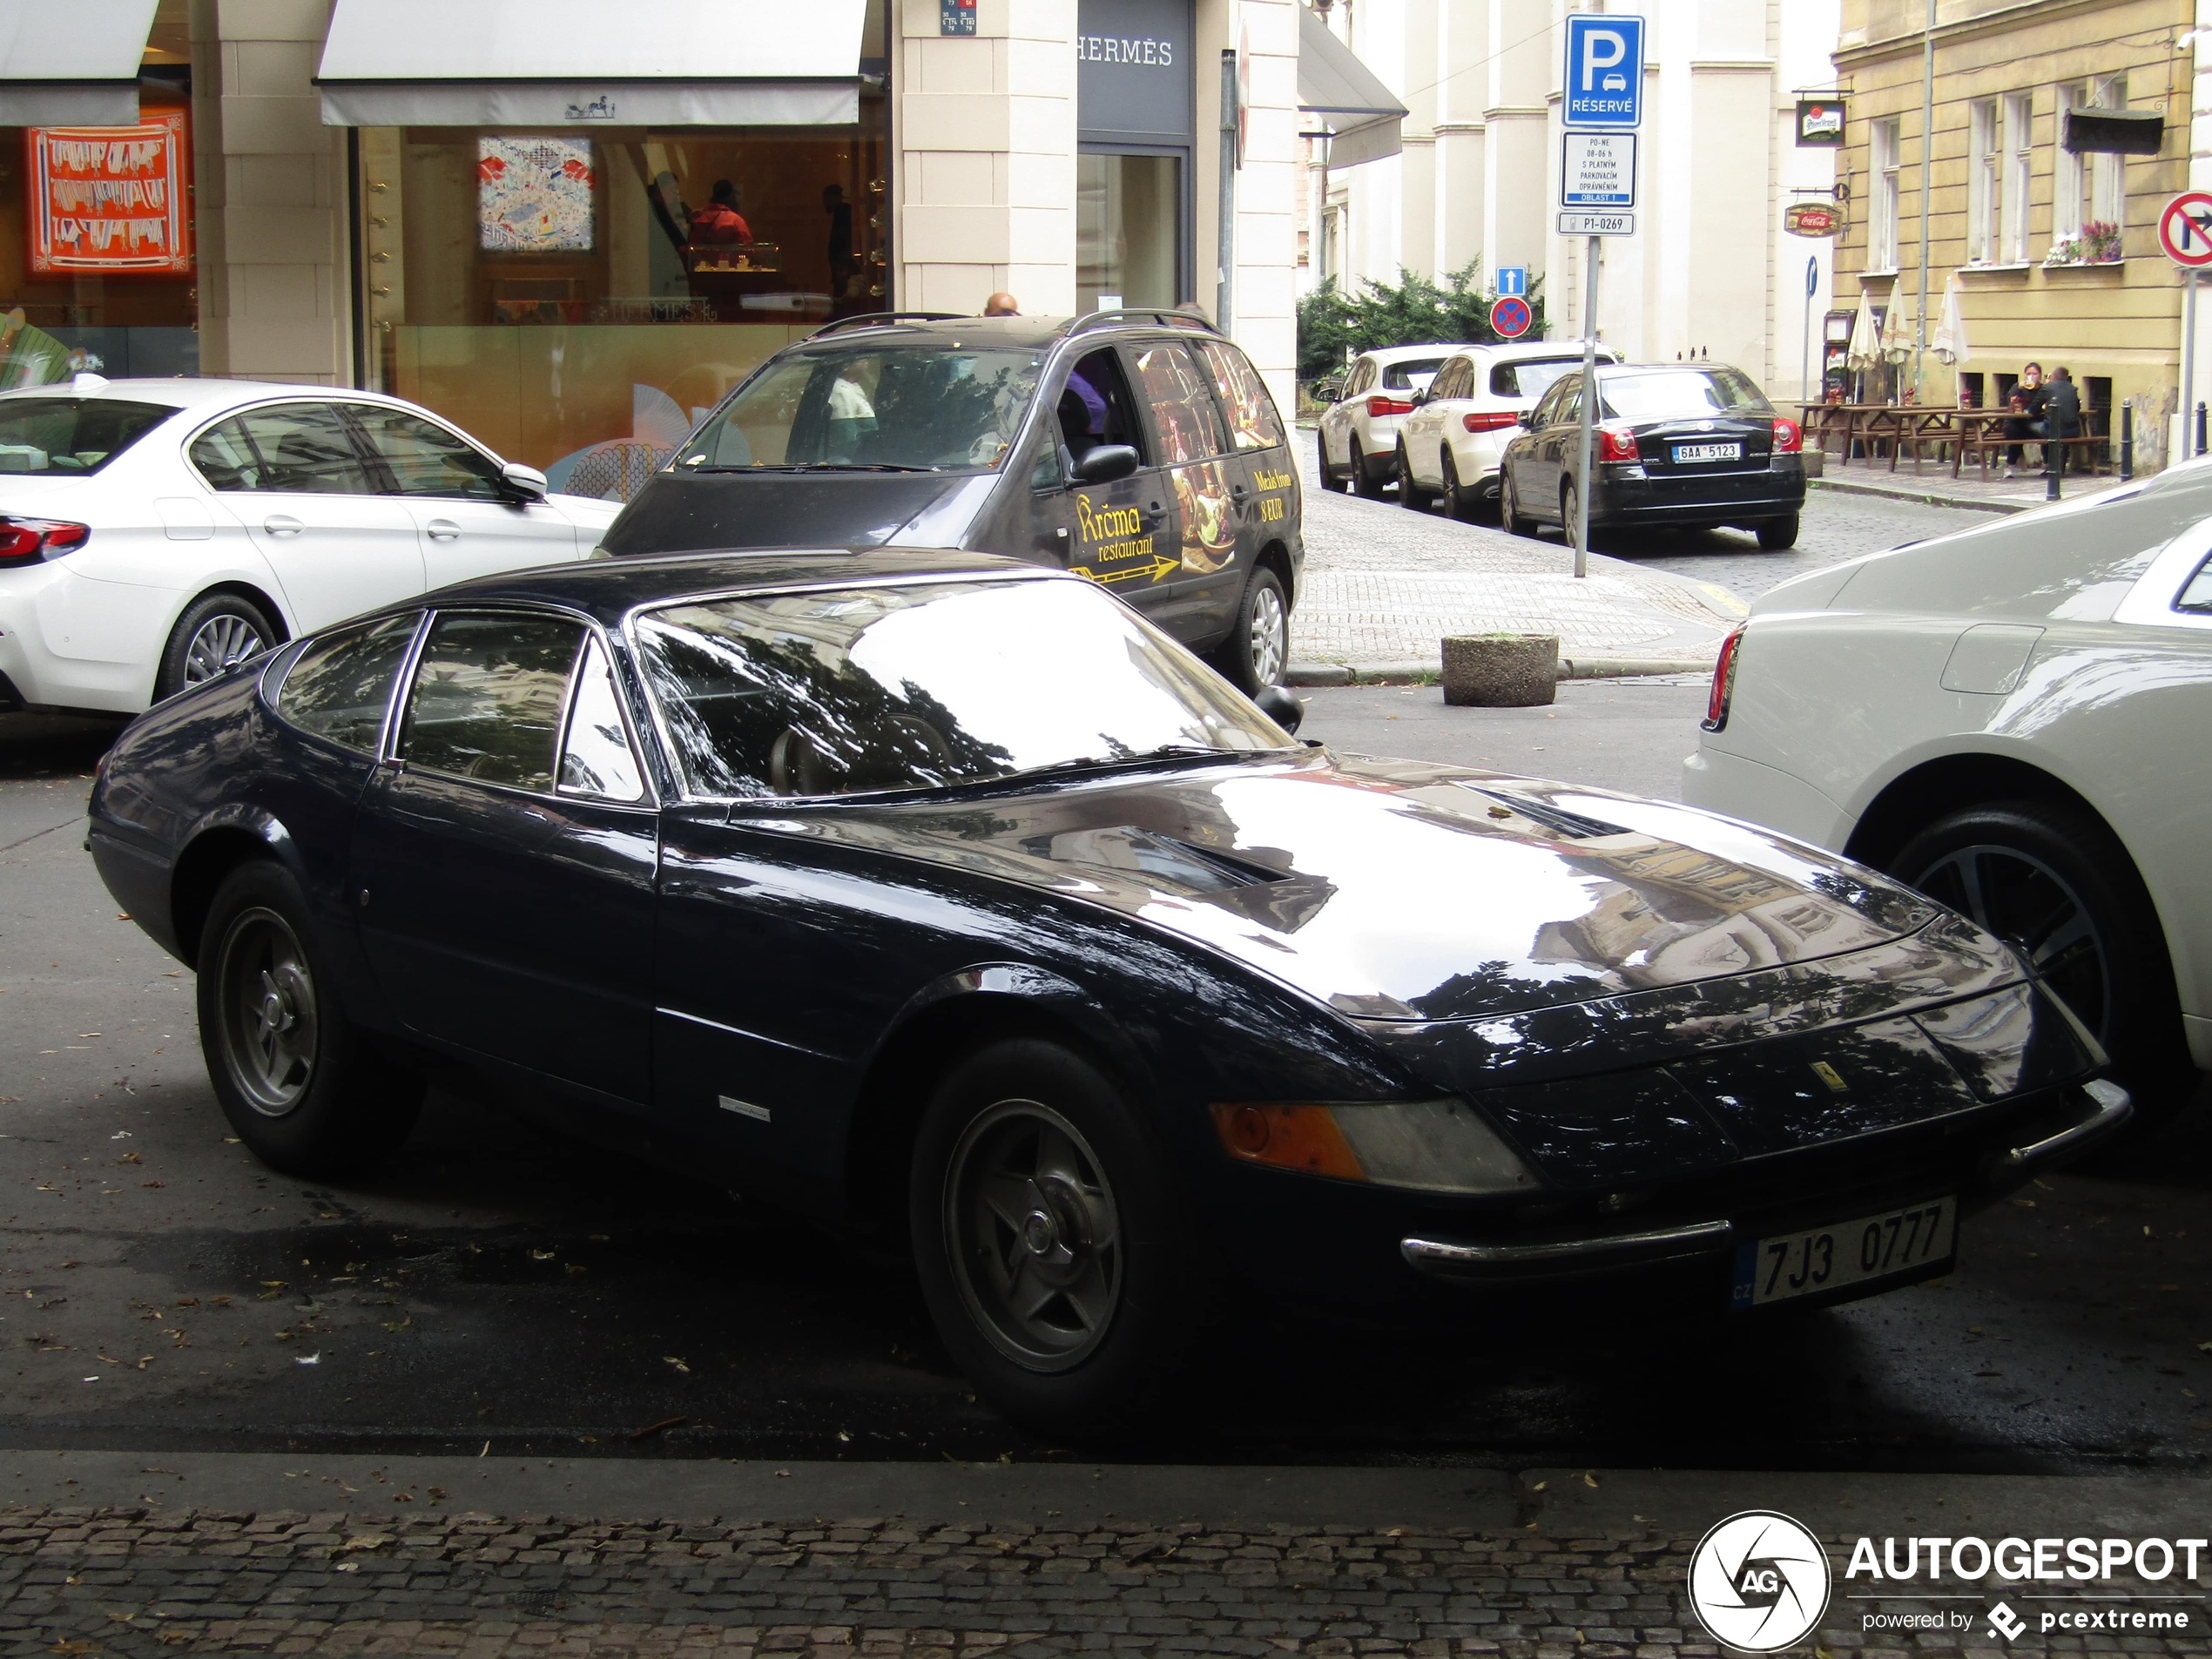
xmin=786 ymin=312 xmax=1231 ymax=354
xmin=0 ymin=377 xmax=442 ymax=416
xmin=383 ymin=546 xmax=1047 ymax=629
xmin=1359 ymin=343 xmax=1470 ymax=363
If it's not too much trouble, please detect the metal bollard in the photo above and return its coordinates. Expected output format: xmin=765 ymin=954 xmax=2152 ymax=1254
xmin=2121 ymin=402 xmax=2134 ymax=482
xmin=2046 ymin=437 xmax=2061 ymax=501
xmin=2198 ymin=401 xmax=2208 ymax=459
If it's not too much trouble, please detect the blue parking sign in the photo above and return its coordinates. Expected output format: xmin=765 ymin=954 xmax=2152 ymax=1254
xmin=1561 ymin=14 xmax=1642 ymax=129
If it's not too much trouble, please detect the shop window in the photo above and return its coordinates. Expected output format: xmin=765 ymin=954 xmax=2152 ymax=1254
xmin=0 ymin=0 xmax=199 ymax=386
xmin=1078 ymin=153 xmax=1181 ymax=312
xmin=1966 ymin=100 xmax=1998 ymax=264
xmin=360 ymin=106 xmax=887 ymax=500
xmin=1871 ymin=118 xmax=1901 ymax=271
xmin=2002 ymin=93 xmax=2032 ymax=263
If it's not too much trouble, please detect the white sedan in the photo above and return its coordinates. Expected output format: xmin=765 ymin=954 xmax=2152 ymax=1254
xmin=1314 ymin=343 xmax=1471 ymax=497
xmin=1683 ymin=465 xmax=2212 ymax=1114
xmin=0 ymin=377 xmax=621 ymax=714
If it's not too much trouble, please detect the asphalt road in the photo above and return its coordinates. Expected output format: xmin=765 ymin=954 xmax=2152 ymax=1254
xmin=5 ymin=708 xmax=2209 ymax=1474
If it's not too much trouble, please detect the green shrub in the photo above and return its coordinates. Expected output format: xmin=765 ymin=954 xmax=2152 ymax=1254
xmin=1297 ymin=262 xmax=1548 ymax=383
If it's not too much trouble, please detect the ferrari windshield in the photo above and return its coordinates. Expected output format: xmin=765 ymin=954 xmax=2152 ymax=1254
xmin=678 ymin=345 xmax=1042 ymax=474
xmin=635 ymin=577 xmax=1294 ymax=799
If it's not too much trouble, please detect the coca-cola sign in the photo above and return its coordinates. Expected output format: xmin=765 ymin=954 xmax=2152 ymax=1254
xmin=1784 ymin=201 xmax=1845 ymax=239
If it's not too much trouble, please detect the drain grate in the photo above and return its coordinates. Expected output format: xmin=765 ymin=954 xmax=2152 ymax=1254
xmin=510 ymin=1588 xmax=569 ymax=1616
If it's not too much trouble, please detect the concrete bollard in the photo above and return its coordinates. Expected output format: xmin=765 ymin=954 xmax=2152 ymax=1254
xmin=1442 ymin=633 xmax=1558 ymax=707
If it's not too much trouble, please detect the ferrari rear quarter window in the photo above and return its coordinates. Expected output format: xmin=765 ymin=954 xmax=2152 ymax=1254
xmin=274 ymin=613 xmax=422 ymax=754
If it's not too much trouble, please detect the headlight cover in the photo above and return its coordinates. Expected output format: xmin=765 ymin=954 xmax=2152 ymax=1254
xmin=1210 ymin=1099 xmax=1541 ymax=1196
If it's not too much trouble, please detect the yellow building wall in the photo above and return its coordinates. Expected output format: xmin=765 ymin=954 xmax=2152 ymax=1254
xmin=1835 ymin=0 xmax=2191 ymax=461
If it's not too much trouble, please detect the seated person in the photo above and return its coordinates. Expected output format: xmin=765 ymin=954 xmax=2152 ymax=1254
xmin=1056 ymin=364 xmax=1109 ymax=463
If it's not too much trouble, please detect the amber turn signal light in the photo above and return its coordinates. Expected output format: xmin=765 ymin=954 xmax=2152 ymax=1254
xmin=1210 ymin=1103 xmax=1366 ymax=1181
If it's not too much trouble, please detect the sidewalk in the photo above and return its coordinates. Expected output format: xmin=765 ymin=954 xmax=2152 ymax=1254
xmin=1288 ymin=445 xmax=1743 ymax=685
xmin=3 ymin=1455 xmax=2205 ymax=1656
xmin=1808 ymin=452 xmax=2133 ymax=516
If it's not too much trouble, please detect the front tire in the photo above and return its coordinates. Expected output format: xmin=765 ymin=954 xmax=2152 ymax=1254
xmin=1216 ymin=566 xmax=1290 ymax=692
xmin=157 ymin=591 xmax=280 ymax=702
xmin=1890 ymin=800 xmax=2196 ymax=1116
xmin=1350 ymin=439 xmax=1385 ymax=499
xmin=1501 ymin=470 xmax=1534 ymax=536
xmin=1757 ymin=513 xmax=1801 ymax=550
xmin=908 ymin=1040 xmax=1217 ymax=1434
xmin=1395 ymin=442 xmax=1428 ymax=509
xmin=196 ymin=861 xmax=423 ymax=1177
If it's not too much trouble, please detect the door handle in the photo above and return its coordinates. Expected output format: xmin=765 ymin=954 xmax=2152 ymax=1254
xmin=426 ymin=519 xmax=462 ymax=542
xmin=262 ymin=515 xmax=302 ymax=536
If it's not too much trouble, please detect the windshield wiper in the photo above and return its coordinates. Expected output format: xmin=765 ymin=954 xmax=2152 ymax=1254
xmin=1010 ymin=744 xmax=1271 ymax=782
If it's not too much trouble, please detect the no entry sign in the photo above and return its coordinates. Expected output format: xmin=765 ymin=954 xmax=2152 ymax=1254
xmin=1490 ymin=295 xmax=1532 ymax=338
xmin=2159 ymin=192 xmax=2212 ymax=267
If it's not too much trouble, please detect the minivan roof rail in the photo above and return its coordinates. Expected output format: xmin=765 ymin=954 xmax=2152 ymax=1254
xmin=1066 ymin=307 xmax=1222 ymax=338
xmin=806 ymin=311 xmax=965 ymax=339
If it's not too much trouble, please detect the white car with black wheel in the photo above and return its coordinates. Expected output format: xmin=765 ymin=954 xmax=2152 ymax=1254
xmin=1393 ymin=341 xmax=1618 ymax=520
xmin=1314 ymin=344 xmax=1470 ymax=498
xmin=1684 ymin=464 xmax=2212 ymax=1119
xmin=0 ymin=376 xmax=620 ymax=715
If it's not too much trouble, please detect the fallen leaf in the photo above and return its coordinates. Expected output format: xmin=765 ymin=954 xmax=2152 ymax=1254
xmin=116 ymin=1152 xmax=141 ymax=1165
xmin=295 ymin=1352 xmax=320 ymax=1366
xmin=530 ymin=1248 xmax=556 ymax=1261
xmin=663 ymin=1354 xmax=690 ymax=1372
xmin=1581 ymin=1470 xmax=1599 ymax=1487
xmin=139 ymin=1180 xmax=165 ymax=1190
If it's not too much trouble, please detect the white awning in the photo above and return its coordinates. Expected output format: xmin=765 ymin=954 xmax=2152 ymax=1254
xmin=0 ymin=0 xmax=158 ymax=125
xmin=317 ymin=0 xmax=870 ymax=127
xmin=1298 ymin=5 xmax=1405 ymax=169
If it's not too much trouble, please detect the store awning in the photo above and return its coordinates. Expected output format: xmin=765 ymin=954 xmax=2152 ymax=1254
xmin=1298 ymin=5 xmax=1405 ymax=169
xmin=317 ymin=0 xmax=870 ymax=127
xmin=0 ymin=0 xmax=159 ymax=125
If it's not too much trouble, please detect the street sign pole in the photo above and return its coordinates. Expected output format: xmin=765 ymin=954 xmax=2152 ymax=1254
xmin=2156 ymin=192 xmax=2212 ymax=460
xmin=1575 ymin=239 xmax=1598 ymax=579
xmin=1801 ymin=254 xmax=1817 ymax=408
xmin=2187 ymin=271 xmax=2198 ymax=461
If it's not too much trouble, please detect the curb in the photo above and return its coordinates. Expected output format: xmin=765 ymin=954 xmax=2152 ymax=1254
xmin=1809 ymin=474 xmax=2032 ymax=516
xmin=1287 ymin=652 xmax=1716 ymax=687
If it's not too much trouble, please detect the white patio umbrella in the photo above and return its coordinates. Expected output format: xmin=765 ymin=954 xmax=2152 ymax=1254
xmin=1878 ymin=292 xmax=1917 ymax=364
xmin=1844 ymin=286 xmax=1880 ymax=371
xmin=1932 ymin=271 xmax=1972 ymax=366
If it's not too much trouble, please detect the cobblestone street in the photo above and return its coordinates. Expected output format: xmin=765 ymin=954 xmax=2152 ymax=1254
xmin=3 ymin=1502 xmax=2199 ymax=1657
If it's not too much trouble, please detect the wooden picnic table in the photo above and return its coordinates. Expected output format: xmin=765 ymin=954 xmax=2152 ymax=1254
xmin=1796 ymin=401 xmax=1958 ymax=471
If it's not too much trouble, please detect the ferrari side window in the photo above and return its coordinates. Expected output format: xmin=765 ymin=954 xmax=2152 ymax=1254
xmin=274 ymin=613 xmax=421 ymax=754
xmin=2177 ymin=554 xmax=2212 ymax=613
xmin=401 ymin=612 xmax=586 ymax=792
xmin=558 ymin=634 xmax=646 ymax=802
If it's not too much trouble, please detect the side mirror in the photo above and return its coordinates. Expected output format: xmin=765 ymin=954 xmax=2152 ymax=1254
xmin=1073 ymin=444 xmax=1139 ymax=485
xmin=1516 ymin=408 xmax=1535 ymax=428
xmin=1254 ymin=684 xmax=1304 ymax=733
xmin=1315 ymin=376 xmax=1342 ymax=404
xmin=502 ymin=462 xmax=550 ymax=502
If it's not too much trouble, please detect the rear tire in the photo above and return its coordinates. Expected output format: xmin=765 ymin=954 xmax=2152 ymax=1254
xmin=196 ymin=861 xmax=422 ymax=1178
xmin=157 ymin=592 xmax=280 ymax=702
xmin=1757 ymin=514 xmax=1801 ymax=551
xmin=1350 ymin=439 xmax=1384 ymax=499
xmin=1889 ymin=799 xmax=2197 ymax=1119
xmin=1215 ymin=566 xmax=1290 ymax=692
xmin=908 ymin=1039 xmax=1218 ymax=1435
xmin=1395 ymin=442 xmax=1428 ymax=509
xmin=1562 ymin=482 xmax=1586 ymax=556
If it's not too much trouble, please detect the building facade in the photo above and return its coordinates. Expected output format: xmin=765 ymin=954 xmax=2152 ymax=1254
xmin=0 ymin=0 xmax=1309 ymax=491
xmin=1834 ymin=0 xmax=2199 ymax=466
xmin=1303 ymin=0 xmax=1842 ymax=406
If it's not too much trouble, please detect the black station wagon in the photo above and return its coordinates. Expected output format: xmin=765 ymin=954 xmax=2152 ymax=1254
xmin=597 ymin=311 xmax=1305 ymax=693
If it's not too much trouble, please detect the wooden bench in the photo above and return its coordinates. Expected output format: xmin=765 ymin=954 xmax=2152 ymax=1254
xmin=1951 ymin=409 xmax=2108 ymax=479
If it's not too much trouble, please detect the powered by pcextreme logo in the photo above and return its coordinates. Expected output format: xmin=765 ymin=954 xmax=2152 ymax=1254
xmin=1845 ymin=1534 xmax=2206 ymax=1642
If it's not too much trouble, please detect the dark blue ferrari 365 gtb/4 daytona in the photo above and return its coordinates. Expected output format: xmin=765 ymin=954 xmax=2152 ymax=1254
xmin=87 ymin=548 xmax=2128 ymax=1428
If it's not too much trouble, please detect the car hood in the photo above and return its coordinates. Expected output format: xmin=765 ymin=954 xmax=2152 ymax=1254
xmin=597 ymin=469 xmax=976 ymax=556
xmin=769 ymin=750 xmax=1945 ymax=1022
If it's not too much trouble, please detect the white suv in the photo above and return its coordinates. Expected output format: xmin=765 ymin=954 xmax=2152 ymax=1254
xmin=1315 ymin=344 xmax=1471 ymax=497
xmin=1393 ymin=342 xmax=1618 ymax=519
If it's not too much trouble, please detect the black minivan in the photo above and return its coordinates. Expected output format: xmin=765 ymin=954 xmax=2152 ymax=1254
xmin=597 ymin=310 xmax=1305 ymax=691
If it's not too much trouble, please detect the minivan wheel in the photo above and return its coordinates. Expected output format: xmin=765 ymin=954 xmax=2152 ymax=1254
xmin=158 ymin=592 xmax=280 ymax=701
xmin=1350 ymin=440 xmax=1385 ymax=499
xmin=196 ymin=861 xmax=423 ymax=1177
xmin=909 ymin=1040 xmax=1217 ymax=1433
xmin=1216 ymin=566 xmax=1290 ymax=692
xmin=1890 ymin=799 xmax=2197 ymax=1119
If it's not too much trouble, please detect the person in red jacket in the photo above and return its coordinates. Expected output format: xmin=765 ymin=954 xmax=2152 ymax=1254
xmin=690 ymin=179 xmax=752 ymax=245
